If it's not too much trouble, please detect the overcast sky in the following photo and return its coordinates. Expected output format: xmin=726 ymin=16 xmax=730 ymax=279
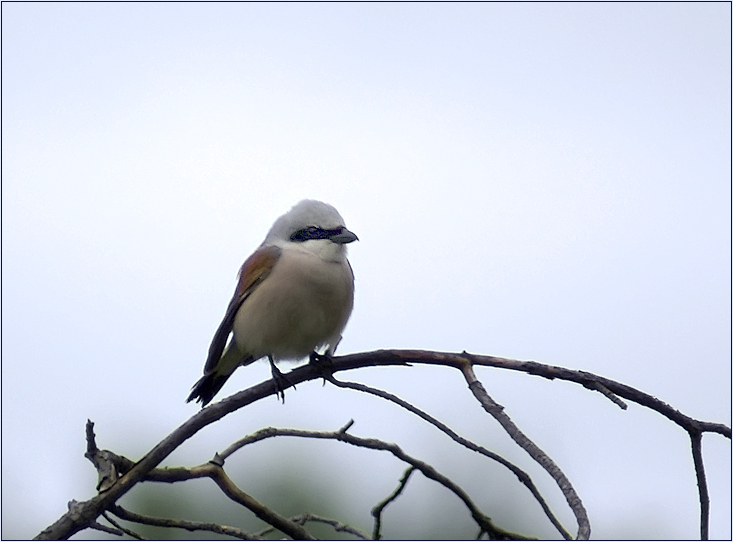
xmin=2 ymin=3 xmax=730 ymax=540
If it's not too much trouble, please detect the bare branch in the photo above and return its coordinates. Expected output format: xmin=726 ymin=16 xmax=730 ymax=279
xmin=84 ymin=420 xmax=130 ymax=492
xmin=325 ymin=375 xmax=572 ymax=540
xmin=458 ymin=361 xmax=590 ymax=540
xmin=583 ymin=381 xmax=627 ymax=410
xmin=219 ymin=423 xmax=535 ymax=540
xmin=689 ymin=432 xmax=710 ymax=540
xmin=208 ymin=464 xmax=317 ymax=540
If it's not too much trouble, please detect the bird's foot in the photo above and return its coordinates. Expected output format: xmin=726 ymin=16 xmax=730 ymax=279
xmin=268 ymin=358 xmax=294 ymax=403
xmin=309 ymin=351 xmax=335 ymax=385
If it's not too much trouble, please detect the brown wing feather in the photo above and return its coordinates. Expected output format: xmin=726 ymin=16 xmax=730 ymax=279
xmin=203 ymin=245 xmax=282 ymax=373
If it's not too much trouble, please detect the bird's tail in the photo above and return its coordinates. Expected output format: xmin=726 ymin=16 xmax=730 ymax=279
xmin=186 ymin=345 xmax=254 ymax=407
xmin=186 ymin=371 xmax=233 ymax=407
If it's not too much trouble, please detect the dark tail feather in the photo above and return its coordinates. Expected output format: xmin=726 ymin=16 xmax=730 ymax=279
xmin=186 ymin=372 xmax=231 ymax=407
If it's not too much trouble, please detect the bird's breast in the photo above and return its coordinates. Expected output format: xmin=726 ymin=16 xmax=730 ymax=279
xmin=232 ymin=248 xmax=354 ymax=360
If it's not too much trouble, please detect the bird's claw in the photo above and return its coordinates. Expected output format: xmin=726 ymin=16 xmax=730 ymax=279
xmin=309 ymin=351 xmax=335 ymax=385
xmin=268 ymin=359 xmax=294 ymax=403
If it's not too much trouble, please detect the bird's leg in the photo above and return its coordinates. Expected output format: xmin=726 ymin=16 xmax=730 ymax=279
xmin=268 ymin=356 xmax=294 ymax=403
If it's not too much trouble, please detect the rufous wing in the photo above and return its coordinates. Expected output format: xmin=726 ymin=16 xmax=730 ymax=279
xmin=203 ymin=244 xmax=282 ymax=373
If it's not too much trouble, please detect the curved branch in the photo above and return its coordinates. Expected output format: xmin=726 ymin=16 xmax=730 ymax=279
xmin=459 ymin=362 xmax=590 ymax=540
xmin=313 ymin=350 xmax=730 ymax=439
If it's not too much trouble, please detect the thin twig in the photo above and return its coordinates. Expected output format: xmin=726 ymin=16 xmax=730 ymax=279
xmin=208 ymin=464 xmax=317 ymax=540
xmin=290 ymin=513 xmax=370 ymax=540
xmin=110 ymin=504 xmax=260 ymax=540
xmin=458 ymin=361 xmax=591 ymax=540
xmin=689 ymin=431 xmax=709 ymax=540
xmin=102 ymin=511 xmax=145 ymax=540
xmin=85 ymin=420 xmax=129 ymax=492
xmin=584 ymin=381 xmax=627 ymax=410
xmin=371 ymin=466 xmax=416 ymax=540
xmin=86 ymin=519 xmax=123 ymax=537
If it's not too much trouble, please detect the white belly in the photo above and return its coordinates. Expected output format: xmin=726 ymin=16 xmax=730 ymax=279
xmin=232 ymin=247 xmax=354 ymax=361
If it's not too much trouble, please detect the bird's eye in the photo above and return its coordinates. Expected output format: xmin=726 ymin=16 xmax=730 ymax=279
xmin=291 ymin=226 xmax=325 ymax=242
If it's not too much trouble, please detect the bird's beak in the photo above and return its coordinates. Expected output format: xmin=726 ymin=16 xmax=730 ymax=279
xmin=330 ymin=227 xmax=359 ymax=245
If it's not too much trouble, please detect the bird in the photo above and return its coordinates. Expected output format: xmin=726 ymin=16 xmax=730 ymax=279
xmin=187 ymin=199 xmax=358 ymax=406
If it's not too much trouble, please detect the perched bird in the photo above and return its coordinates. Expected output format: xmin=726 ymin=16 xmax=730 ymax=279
xmin=187 ymin=200 xmax=358 ymax=406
